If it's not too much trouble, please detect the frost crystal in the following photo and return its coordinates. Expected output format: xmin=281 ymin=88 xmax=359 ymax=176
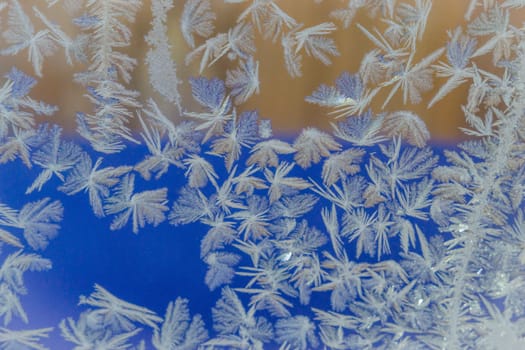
xmin=0 ymin=1 xmax=524 ymax=349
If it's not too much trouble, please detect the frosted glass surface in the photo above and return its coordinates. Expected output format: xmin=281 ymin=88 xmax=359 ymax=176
xmin=0 ymin=1 xmax=524 ymax=349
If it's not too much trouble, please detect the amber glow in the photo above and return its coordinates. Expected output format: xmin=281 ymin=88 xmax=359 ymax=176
xmin=9 ymin=0 xmax=525 ymax=141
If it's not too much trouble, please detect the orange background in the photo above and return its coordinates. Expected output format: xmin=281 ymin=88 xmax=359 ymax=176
xmin=4 ymin=1 xmax=524 ymax=141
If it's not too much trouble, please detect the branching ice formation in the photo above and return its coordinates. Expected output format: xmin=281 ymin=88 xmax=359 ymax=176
xmin=0 ymin=0 xmax=523 ymax=349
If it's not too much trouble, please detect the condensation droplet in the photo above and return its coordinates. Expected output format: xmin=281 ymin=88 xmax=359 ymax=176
xmin=280 ymin=251 xmax=292 ymax=262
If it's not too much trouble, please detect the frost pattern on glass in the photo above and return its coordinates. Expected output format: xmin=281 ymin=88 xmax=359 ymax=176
xmin=0 ymin=0 xmax=524 ymax=349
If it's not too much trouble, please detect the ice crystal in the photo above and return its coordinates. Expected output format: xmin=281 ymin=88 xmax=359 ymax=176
xmin=0 ymin=0 xmax=523 ymax=349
